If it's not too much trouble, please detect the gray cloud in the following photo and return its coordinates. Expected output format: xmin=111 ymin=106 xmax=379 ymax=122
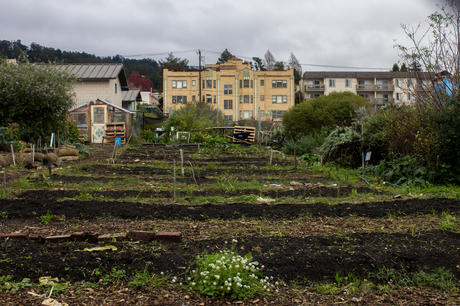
xmin=0 ymin=0 xmax=440 ymax=69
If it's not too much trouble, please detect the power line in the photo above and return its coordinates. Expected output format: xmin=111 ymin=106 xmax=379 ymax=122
xmin=123 ymin=48 xmax=390 ymax=70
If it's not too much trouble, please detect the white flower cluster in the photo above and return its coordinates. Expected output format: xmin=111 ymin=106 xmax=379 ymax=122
xmin=189 ymin=249 xmax=277 ymax=297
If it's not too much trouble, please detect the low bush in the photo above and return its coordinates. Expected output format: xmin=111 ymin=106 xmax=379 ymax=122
xmin=319 ymin=126 xmax=362 ymax=167
xmin=187 ymin=241 xmax=275 ymax=299
xmin=363 ymin=156 xmax=432 ymax=187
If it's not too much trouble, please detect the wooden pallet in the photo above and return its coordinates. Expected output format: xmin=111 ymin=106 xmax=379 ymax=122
xmin=105 ymin=122 xmax=125 ymax=144
xmin=233 ymin=126 xmax=256 ymax=143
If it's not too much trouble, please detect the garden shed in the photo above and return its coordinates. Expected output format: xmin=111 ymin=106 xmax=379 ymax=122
xmin=69 ymin=99 xmax=133 ymax=144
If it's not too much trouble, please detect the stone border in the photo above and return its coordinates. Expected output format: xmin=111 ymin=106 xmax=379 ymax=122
xmin=0 ymin=231 xmax=181 ymax=243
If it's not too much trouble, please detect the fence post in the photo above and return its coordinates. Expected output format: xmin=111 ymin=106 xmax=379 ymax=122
xmin=10 ymin=143 xmax=16 ymax=167
xmin=2 ymin=168 xmax=6 ymax=197
xmin=173 ymin=159 xmax=176 ymax=201
xmin=180 ymin=149 xmax=184 ymax=176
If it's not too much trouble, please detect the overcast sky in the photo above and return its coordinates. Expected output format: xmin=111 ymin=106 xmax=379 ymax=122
xmin=0 ymin=0 xmax=441 ymax=70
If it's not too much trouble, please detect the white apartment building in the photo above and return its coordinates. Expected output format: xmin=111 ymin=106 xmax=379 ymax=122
xmin=300 ymin=72 xmax=429 ymax=105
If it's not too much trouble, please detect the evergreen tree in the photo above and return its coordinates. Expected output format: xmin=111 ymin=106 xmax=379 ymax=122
xmin=400 ymin=63 xmax=408 ymax=72
xmin=252 ymin=57 xmax=265 ymax=71
xmin=217 ymin=48 xmax=234 ymax=64
xmin=392 ymin=63 xmax=400 ymax=71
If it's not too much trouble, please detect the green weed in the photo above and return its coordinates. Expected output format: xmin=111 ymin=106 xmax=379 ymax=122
xmin=39 ymin=210 xmax=53 ymax=225
xmin=129 ymin=263 xmax=168 ymax=289
xmin=439 ymin=211 xmax=457 ymax=231
xmin=102 ymin=267 xmax=126 ymax=284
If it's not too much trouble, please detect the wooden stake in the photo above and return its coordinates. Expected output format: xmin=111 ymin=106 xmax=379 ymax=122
xmin=2 ymin=168 xmax=6 ymax=197
xmin=180 ymin=149 xmax=184 ymax=176
xmin=50 ymin=133 xmax=54 ymax=149
xmin=187 ymin=160 xmax=198 ymax=185
xmin=173 ymin=160 xmax=177 ymax=201
xmin=10 ymin=143 xmax=15 ymax=167
xmin=345 ymin=172 xmax=349 ymax=182
xmin=32 ymin=144 xmax=35 ymax=164
xmin=293 ymin=148 xmax=297 ymax=170
xmin=269 ymin=149 xmax=273 ymax=165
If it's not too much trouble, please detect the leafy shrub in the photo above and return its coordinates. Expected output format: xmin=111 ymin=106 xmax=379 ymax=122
xmin=282 ymin=92 xmax=369 ymax=138
xmin=363 ymin=156 xmax=432 ymax=187
xmin=164 ymin=102 xmax=223 ymax=143
xmin=0 ymin=62 xmax=75 ymax=142
xmin=282 ymin=127 xmax=330 ymax=156
xmin=187 ymin=242 xmax=275 ymax=299
xmin=319 ymin=126 xmax=362 ymax=167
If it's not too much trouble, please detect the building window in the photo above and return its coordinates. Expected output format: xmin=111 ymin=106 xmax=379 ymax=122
xmin=271 ymin=110 xmax=286 ymax=119
xmin=251 ymin=80 xmax=253 ymax=88
xmin=244 ymin=95 xmax=250 ymax=103
xmin=239 ymin=95 xmax=242 ymax=103
xmin=243 ymin=77 xmax=250 ymax=88
xmin=309 ymin=93 xmax=320 ymax=99
xmin=345 ymin=79 xmax=352 ymax=88
xmin=202 ymin=80 xmax=205 ymax=88
xmin=213 ymin=95 xmax=216 ymax=103
xmin=260 ymin=95 xmax=264 ymax=101
xmin=396 ymin=79 xmax=402 ymax=87
xmin=240 ymin=110 xmax=253 ymax=119
xmin=407 ymin=79 xmax=413 ymax=87
xmin=224 ymin=84 xmax=233 ymax=94
xmin=407 ymin=93 xmax=412 ymax=100
xmin=206 ymin=94 xmax=212 ymax=104
xmin=260 ymin=79 xmax=264 ymax=86
xmin=359 ymin=93 xmax=370 ymax=99
xmin=240 ymin=80 xmax=242 ymax=88
xmin=192 ymin=80 xmax=196 ymax=86
xmin=114 ymin=83 xmax=118 ymax=94
xmin=172 ymin=96 xmax=187 ymax=104
xmin=192 ymin=95 xmax=196 ymax=102
xmin=251 ymin=95 xmax=253 ymax=104
xmin=224 ymin=115 xmax=233 ymax=122
xmin=213 ymin=80 xmax=216 ymax=88
xmin=224 ymin=100 xmax=233 ymax=109
xmin=329 ymin=79 xmax=336 ymax=87
xmin=272 ymin=80 xmax=287 ymax=88
xmin=172 ymin=80 xmax=187 ymax=88
xmin=70 ymin=112 xmax=87 ymax=125
xmin=396 ymin=93 xmax=402 ymax=101
xmin=206 ymin=79 xmax=212 ymax=88
xmin=272 ymin=95 xmax=287 ymax=104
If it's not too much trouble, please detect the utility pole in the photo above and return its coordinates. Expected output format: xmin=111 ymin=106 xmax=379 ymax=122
xmin=198 ymin=49 xmax=202 ymax=102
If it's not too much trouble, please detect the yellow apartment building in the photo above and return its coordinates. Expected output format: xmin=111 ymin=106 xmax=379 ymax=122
xmin=163 ymin=58 xmax=294 ymax=121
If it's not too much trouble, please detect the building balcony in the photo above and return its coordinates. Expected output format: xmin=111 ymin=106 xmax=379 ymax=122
xmin=375 ymin=84 xmax=394 ymax=91
xmin=371 ymin=97 xmax=394 ymax=105
xmin=305 ymin=85 xmax=325 ymax=91
xmin=356 ymin=84 xmax=375 ymax=91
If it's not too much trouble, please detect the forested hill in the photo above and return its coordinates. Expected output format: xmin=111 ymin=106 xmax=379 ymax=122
xmin=0 ymin=40 xmax=161 ymax=89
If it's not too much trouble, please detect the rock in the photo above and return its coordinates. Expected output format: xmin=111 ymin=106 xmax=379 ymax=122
xmin=394 ymin=194 xmax=402 ymax=199
xmin=0 ymin=156 xmax=10 ymax=168
xmin=290 ymin=181 xmax=304 ymax=186
xmin=57 ymin=148 xmax=78 ymax=157
xmin=257 ymin=197 xmax=275 ymax=204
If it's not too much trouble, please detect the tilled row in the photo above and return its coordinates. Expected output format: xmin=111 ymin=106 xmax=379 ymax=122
xmin=1 ymin=198 xmax=458 ymax=220
xmin=17 ymin=185 xmax=380 ymax=200
xmin=0 ymin=230 xmax=458 ymax=283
